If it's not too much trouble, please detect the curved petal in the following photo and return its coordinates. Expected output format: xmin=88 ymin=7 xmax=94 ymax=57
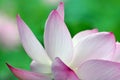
xmin=17 ymin=15 xmax=51 ymax=65
xmin=113 ymin=42 xmax=120 ymax=62
xmin=52 ymin=57 xmax=80 ymax=80
xmin=71 ymin=32 xmax=116 ymax=68
xmin=7 ymin=63 xmax=51 ymax=80
xmin=44 ymin=10 xmax=73 ymax=64
xmin=57 ymin=2 xmax=64 ymax=20
xmin=77 ymin=60 xmax=120 ymax=80
xmin=72 ymin=29 xmax=98 ymax=46
xmin=30 ymin=60 xmax=51 ymax=74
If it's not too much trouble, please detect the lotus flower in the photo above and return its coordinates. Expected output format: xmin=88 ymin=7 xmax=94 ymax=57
xmin=7 ymin=2 xmax=120 ymax=80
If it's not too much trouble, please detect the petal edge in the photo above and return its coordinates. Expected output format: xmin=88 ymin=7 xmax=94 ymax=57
xmin=7 ymin=63 xmax=51 ymax=80
xmin=17 ymin=15 xmax=51 ymax=65
xmin=44 ymin=10 xmax=73 ymax=64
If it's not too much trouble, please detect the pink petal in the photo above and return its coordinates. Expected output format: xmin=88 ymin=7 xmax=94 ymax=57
xmin=113 ymin=42 xmax=120 ymax=62
xmin=52 ymin=57 xmax=80 ymax=80
xmin=7 ymin=63 xmax=51 ymax=80
xmin=77 ymin=60 xmax=120 ymax=80
xmin=72 ymin=29 xmax=98 ymax=46
xmin=30 ymin=60 xmax=51 ymax=74
xmin=71 ymin=32 xmax=115 ymax=68
xmin=57 ymin=2 xmax=64 ymax=20
xmin=44 ymin=10 xmax=73 ymax=64
xmin=17 ymin=15 xmax=51 ymax=65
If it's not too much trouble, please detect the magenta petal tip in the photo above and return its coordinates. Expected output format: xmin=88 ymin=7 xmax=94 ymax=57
xmin=6 ymin=63 xmax=14 ymax=71
xmin=59 ymin=2 xmax=64 ymax=5
xmin=51 ymin=10 xmax=59 ymax=15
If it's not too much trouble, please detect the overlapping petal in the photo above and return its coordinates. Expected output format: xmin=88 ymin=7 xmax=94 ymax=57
xmin=113 ymin=42 xmax=120 ymax=62
xmin=57 ymin=2 xmax=64 ymax=20
xmin=71 ymin=32 xmax=115 ymax=68
xmin=7 ymin=64 xmax=51 ymax=80
xmin=52 ymin=57 xmax=80 ymax=80
xmin=30 ymin=60 xmax=51 ymax=74
xmin=77 ymin=60 xmax=120 ymax=80
xmin=17 ymin=15 xmax=51 ymax=65
xmin=44 ymin=10 xmax=73 ymax=64
xmin=72 ymin=29 xmax=98 ymax=46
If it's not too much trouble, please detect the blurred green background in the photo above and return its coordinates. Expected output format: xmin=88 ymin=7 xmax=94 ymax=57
xmin=0 ymin=0 xmax=120 ymax=79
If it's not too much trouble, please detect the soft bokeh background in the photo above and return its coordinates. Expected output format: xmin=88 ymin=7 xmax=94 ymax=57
xmin=0 ymin=0 xmax=120 ymax=79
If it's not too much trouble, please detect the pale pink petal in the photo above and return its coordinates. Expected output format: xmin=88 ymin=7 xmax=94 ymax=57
xmin=113 ymin=42 xmax=120 ymax=62
xmin=7 ymin=64 xmax=51 ymax=80
xmin=71 ymin=32 xmax=115 ymax=68
xmin=44 ymin=10 xmax=73 ymax=64
xmin=30 ymin=60 xmax=51 ymax=74
xmin=17 ymin=15 xmax=51 ymax=65
xmin=72 ymin=29 xmax=98 ymax=46
xmin=52 ymin=57 xmax=80 ymax=80
xmin=57 ymin=2 xmax=64 ymax=20
xmin=77 ymin=60 xmax=120 ymax=80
